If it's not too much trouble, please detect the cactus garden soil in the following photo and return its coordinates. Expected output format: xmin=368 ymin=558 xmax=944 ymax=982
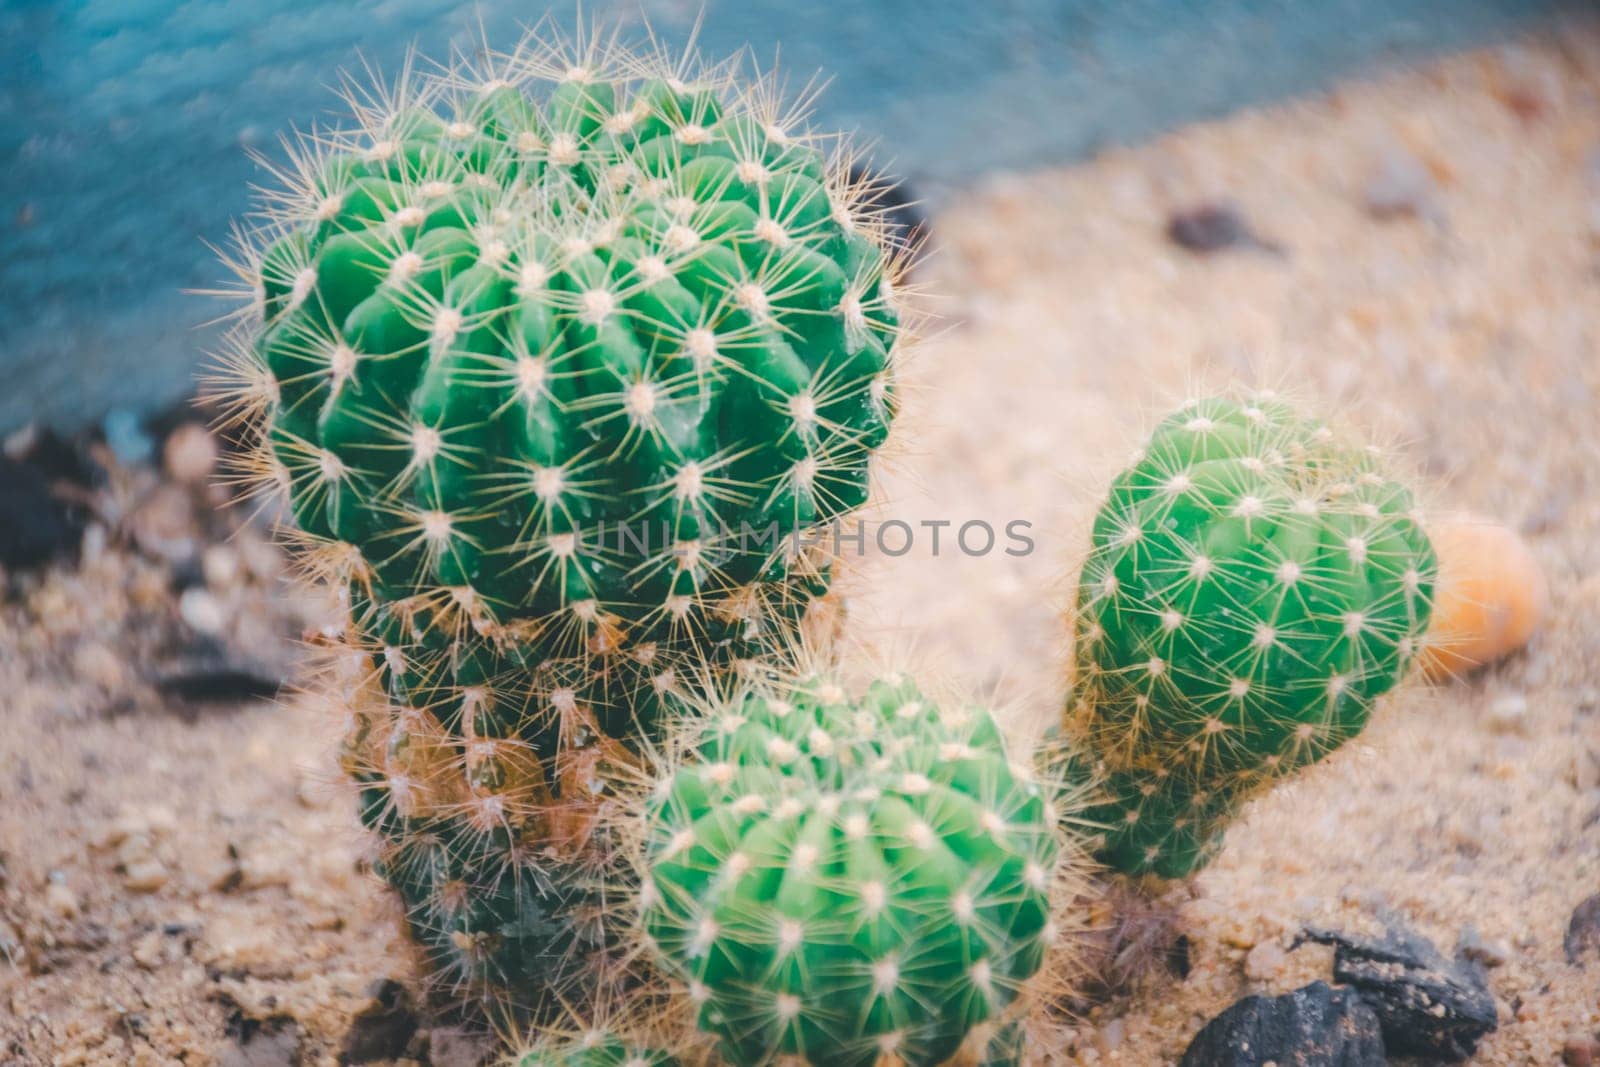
xmin=3 ymin=27 xmax=1598 ymax=1066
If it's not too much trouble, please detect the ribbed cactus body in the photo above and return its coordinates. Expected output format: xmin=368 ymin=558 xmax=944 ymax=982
xmin=1067 ymin=394 xmax=1435 ymax=877
xmin=257 ymin=68 xmax=895 ymax=626
xmin=641 ymin=674 xmax=1060 ymax=1066
xmin=222 ymin=31 xmax=908 ymax=1020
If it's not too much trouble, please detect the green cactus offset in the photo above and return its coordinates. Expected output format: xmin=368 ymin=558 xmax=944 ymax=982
xmin=639 ymin=670 xmax=1067 ymax=1066
xmin=1064 ymin=393 xmax=1435 ymax=878
xmin=213 ymin=24 xmax=912 ymax=1019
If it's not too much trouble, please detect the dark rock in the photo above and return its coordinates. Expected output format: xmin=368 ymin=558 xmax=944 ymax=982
xmin=219 ymin=1009 xmax=303 ymax=1067
xmin=1179 ymin=980 xmax=1384 ymax=1066
xmin=151 ymin=659 xmax=282 ymax=705
xmin=4 ymin=426 xmax=102 ymax=490
xmin=1565 ymin=892 xmax=1600 ymax=963
xmin=339 ymin=978 xmax=418 ymax=1064
xmin=1168 ymin=932 xmax=1193 ymax=979
xmin=1302 ymin=925 xmax=1497 ymax=1061
xmin=1166 ymin=202 xmax=1281 ymax=255
xmin=0 ymin=457 xmax=84 ymax=570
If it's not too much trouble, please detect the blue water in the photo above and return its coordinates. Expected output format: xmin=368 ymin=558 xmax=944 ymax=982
xmin=0 ymin=0 xmax=1581 ymax=431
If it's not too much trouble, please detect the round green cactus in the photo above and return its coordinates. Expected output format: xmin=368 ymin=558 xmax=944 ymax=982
xmin=510 ymin=1033 xmax=676 ymax=1067
xmin=1065 ymin=393 xmax=1435 ymax=877
xmin=639 ymin=672 xmax=1062 ymax=1067
xmin=248 ymin=41 xmax=899 ymax=641
xmin=219 ymin=27 xmax=912 ymax=1022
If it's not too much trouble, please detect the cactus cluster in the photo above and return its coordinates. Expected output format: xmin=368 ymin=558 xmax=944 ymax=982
xmin=209 ymin=16 xmax=1457 ymax=1057
xmin=217 ymin=25 xmax=912 ymax=1016
xmin=638 ymin=672 xmax=1065 ymax=1066
xmin=1063 ymin=393 xmax=1436 ymax=877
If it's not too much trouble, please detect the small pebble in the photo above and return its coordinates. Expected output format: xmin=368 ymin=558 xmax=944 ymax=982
xmin=202 ymin=545 xmax=243 ymax=590
xmin=163 ymin=423 xmax=218 ymax=485
xmin=179 ymin=587 xmax=228 ymax=637
xmin=1564 ymin=1037 xmax=1600 ymax=1067
xmin=1364 ymin=148 xmax=1441 ymax=222
xmin=1094 ymin=1017 xmax=1126 ymax=1054
xmin=1565 ymin=893 xmax=1600 ymax=963
xmin=1244 ymin=939 xmax=1289 ymax=982
xmin=1457 ymin=927 xmax=1511 ymax=968
xmin=1487 ymin=693 xmax=1529 ymax=734
xmin=1167 ymin=202 xmax=1257 ymax=253
xmin=45 ymin=880 xmax=79 ymax=918
xmin=131 ymin=930 xmax=167 ymax=970
xmin=123 ymin=860 xmax=170 ymax=893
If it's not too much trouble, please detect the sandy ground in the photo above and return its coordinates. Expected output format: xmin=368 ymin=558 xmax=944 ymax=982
xmin=4 ymin=26 xmax=1600 ymax=1067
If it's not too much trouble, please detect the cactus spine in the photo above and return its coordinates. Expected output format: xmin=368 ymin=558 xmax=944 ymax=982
xmin=638 ymin=671 xmax=1067 ymax=1066
xmin=1064 ymin=393 xmax=1435 ymax=878
xmin=215 ymin=24 xmax=911 ymax=1018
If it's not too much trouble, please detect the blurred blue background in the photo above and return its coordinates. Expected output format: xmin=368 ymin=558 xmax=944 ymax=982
xmin=0 ymin=0 xmax=1583 ymax=433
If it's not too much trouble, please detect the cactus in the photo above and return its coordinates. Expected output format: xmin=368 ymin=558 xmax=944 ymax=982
xmin=213 ymin=25 xmax=912 ymax=1020
xmin=510 ymin=1032 xmax=676 ymax=1067
xmin=1064 ymin=393 xmax=1435 ymax=877
xmin=638 ymin=671 xmax=1066 ymax=1067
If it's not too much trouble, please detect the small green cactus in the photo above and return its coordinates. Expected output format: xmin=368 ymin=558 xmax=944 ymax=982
xmin=1064 ymin=393 xmax=1436 ymax=877
xmin=639 ymin=671 xmax=1064 ymax=1067
xmin=510 ymin=1032 xmax=676 ymax=1067
xmin=216 ymin=25 xmax=912 ymax=1020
